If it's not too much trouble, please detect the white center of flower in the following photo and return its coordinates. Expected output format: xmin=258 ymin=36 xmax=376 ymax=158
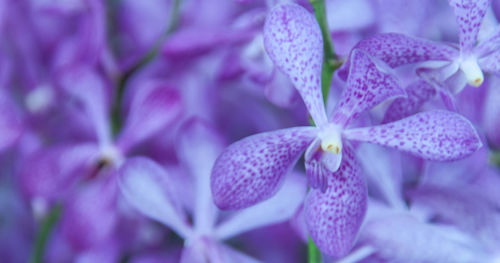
xmin=99 ymin=144 xmax=125 ymax=168
xmin=459 ymin=57 xmax=484 ymax=87
xmin=25 ymin=84 xmax=54 ymax=113
xmin=318 ymin=124 xmax=343 ymax=155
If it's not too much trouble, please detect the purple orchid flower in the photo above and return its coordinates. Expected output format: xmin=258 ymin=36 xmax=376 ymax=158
xmin=339 ymin=0 xmax=499 ymax=96
xmin=118 ymin=118 xmax=307 ymax=262
xmin=210 ymin=3 xmax=482 ymax=257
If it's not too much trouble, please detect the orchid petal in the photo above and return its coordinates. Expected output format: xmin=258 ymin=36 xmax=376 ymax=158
xmin=176 ymin=118 xmax=224 ymax=233
xmin=331 ymin=50 xmax=406 ymax=127
xmin=20 ymin=143 xmax=99 ymax=201
xmin=59 ymin=67 xmax=112 ymax=147
xmin=117 ymin=157 xmax=192 ymax=238
xmin=215 ymin=172 xmax=307 ymax=240
xmin=343 ymin=110 xmax=482 ymax=161
xmin=264 ymin=68 xmax=299 ymax=108
xmin=478 ymin=49 xmax=500 ymax=74
xmin=336 ymin=33 xmax=458 ymax=81
xmin=263 ymin=3 xmax=327 ymax=127
xmin=483 ymin=78 xmax=500 ymax=147
xmin=305 ymin=145 xmax=367 ymax=257
xmin=211 ymin=127 xmax=317 ymax=210
xmin=117 ymin=82 xmax=183 ymax=154
xmin=61 ymin=179 xmax=117 ymax=251
xmin=475 ymin=27 xmax=500 ymax=57
xmin=409 ymin=186 xmax=500 ymax=249
xmin=0 ymin=91 xmax=23 ymax=152
xmin=218 ymin=244 xmax=260 ymax=263
xmin=448 ymin=0 xmax=490 ymax=54
xmin=356 ymin=144 xmax=405 ymax=209
xmin=382 ymin=80 xmax=436 ymax=123
xmin=360 ymin=215 xmax=490 ymax=263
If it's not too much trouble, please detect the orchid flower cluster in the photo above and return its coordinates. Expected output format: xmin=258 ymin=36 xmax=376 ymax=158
xmin=1 ymin=0 xmax=500 ymax=263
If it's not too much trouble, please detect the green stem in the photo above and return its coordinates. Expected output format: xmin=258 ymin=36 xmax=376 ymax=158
xmin=30 ymin=205 xmax=62 ymax=263
xmin=110 ymin=0 xmax=182 ymax=136
xmin=308 ymin=236 xmax=322 ymax=263
xmin=308 ymin=0 xmax=341 ymax=104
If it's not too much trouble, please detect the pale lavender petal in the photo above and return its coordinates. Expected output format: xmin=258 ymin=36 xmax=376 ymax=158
xmin=211 ymin=127 xmax=317 ymax=210
xmin=264 ymin=69 xmax=299 ymax=108
xmin=305 ymin=145 xmax=367 ymax=257
xmin=336 ymin=33 xmax=458 ymax=81
xmin=483 ymin=77 xmax=500 ymax=147
xmin=360 ymin=215 xmax=490 ymax=263
xmin=343 ymin=110 xmax=482 ymax=161
xmin=58 ymin=67 xmax=112 ymax=146
xmin=214 ymin=172 xmax=307 ymax=240
xmin=382 ymin=80 xmax=436 ymax=123
xmin=356 ymin=144 xmax=405 ymax=209
xmin=331 ymin=50 xmax=406 ymax=127
xmin=117 ymin=157 xmax=192 ymax=238
xmin=219 ymin=244 xmax=260 ymax=263
xmin=179 ymin=237 xmax=224 ymax=263
xmin=448 ymin=0 xmax=490 ymax=54
xmin=61 ymin=179 xmax=117 ymax=251
xmin=263 ymin=3 xmax=327 ymax=127
xmin=117 ymin=82 xmax=183 ymax=154
xmin=163 ymin=28 xmax=254 ymax=59
xmin=176 ymin=118 xmax=224 ymax=234
xmin=479 ymin=49 xmax=500 ymax=74
xmin=475 ymin=27 xmax=500 ymax=57
xmin=20 ymin=143 xmax=99 ymax=201
xmin=409 ymin=186 xmax=500 ymax=249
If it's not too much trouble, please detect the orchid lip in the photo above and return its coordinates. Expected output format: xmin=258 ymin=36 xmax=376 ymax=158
xmin=459 ymin=56 xmax=484 ymax=87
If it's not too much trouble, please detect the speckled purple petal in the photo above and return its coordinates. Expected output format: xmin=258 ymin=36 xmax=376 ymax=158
xmin=330 ymin=50 xmax=406 ymax=127
xmin=263 ymin=3 xmax=327 ymax=127
xmin=479 ymin=49 xmax=500 ymax=74
xmin=448 ymin=0 xmax=490 ymax=54
xmin=214 ymin=172 xmax=307 ymax=240
xmin=343 ymin=110 xmax=482 ymax=161
xmin=336 ymin=33 xmax=458 ymax=81
xmin=117 ymin=82 xmax=183 ymax=154
xmin=305 ymin=145 xmax=367 ymax=257
xmin=382 ymin=80 xmax=436 ymax=123
xmin=117 ymin=157 xmax=192 ymax=238
xmin=211 ymin=127 xmax=317 ymax=210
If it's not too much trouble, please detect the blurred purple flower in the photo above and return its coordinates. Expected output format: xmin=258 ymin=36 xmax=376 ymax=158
xmin=117 ymin=118 xmax=307 ymax=262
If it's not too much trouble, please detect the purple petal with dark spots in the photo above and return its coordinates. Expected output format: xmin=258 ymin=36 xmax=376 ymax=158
xmin=331 ymin=50 xmax=406 ymax=127
xmin=343 ymin=110 xmax=482 ymax=161
xmin=211 ymin=127 xmax=317 ymax=210
xmin=448 ymin=0 xmax=490 ymax=54
xmin=305 ymin=145 xmax=367 ymax=257
xmin=337 ymin=33 xmax=458 ymax=81
xmin=263 ymin=3 xmax=327 ymax=127
xmin=382 ymin=80 xmax=436 ymax=123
